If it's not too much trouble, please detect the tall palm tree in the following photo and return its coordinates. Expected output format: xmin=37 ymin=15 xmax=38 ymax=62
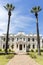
xmin=31 ymin=6 xmax=42 ymax=55
xmin=4 ymin=4 xmax=15 ymax=54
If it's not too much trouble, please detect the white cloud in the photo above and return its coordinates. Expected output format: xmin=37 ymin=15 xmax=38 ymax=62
xmin=0 ymin=3 xmax=35 ymax=35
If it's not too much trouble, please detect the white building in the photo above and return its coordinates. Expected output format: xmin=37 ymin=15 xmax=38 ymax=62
xmin=0 ymin=32 xmax=43 ymax=54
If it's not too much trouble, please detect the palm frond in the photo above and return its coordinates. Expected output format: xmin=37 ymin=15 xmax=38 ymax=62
xmin=38 ymin=6 xmax=42 ymax=12
xmin=31 ymin=6 xmax=42 ymax=13
xmin=31 ymin=10 xmax=34 ymax=13
xmin=4 ymin=6 xmax=8 ymax=11
xmin=11 ymin=6 xmax=15 ymax=11
xmin=4 ymin=4 xmax=15 ymax=11
xmin=6 ymin=3 xmax=9 ymax=8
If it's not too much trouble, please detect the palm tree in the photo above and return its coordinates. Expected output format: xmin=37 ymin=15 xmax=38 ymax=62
xmin=31 ymin=6 xmax=42 ymax=55
xmin=4 ymin=4 xmax=15 ymax=54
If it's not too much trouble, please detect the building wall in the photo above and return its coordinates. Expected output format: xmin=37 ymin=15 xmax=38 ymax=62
xmin=0 ymin=32 xmax=43 ymax=51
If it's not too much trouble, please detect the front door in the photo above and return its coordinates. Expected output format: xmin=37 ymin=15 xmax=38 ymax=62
xmin=19 ymin=44 xmax=22 ymax=50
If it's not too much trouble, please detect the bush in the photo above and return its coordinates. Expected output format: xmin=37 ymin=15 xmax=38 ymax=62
xmin=40 ymin=49 xmax=43 ymax=52
xmin=8 ymin=49 xmax=12 ymax=52
xmin=6 ymin=54 xmax=14 ymax=59
xmin=30 ymin=53 xmax=36 ymax=59
xmin=0 ymin=49 xmax=2 ymax=51
xmin=31 ymin=49 xmax=34 ymax=52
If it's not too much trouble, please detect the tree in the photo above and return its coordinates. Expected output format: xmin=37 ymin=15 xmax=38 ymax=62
xmin=31 ymin=6 xmax=42 ymax=55
xmin=4 ymin=4 xmax=15 ymax=54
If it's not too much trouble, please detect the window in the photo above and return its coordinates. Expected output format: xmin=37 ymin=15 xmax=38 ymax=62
xmin=28 ymin=38 xmax=30 ymax=41
xmin=3 ymin=44 xmax=5 ymax=49
xmin=28 ymin=44 xmax=30 ymax=49
xmin=32 ymin=38 xmax=34 ymax=41
xmin=3 ymin=38 xmax=5 ymax=41
xmin=23 ymin=38 xmax=25 ymax=41
xmin=24 ymin=44 xmax=25 ymax=48
xmin=17 ymin=38 xmax=18 ymax=41
xmin=42 ymin=40 xmax=43 ymax=43
xmin=33 ymin=44 xmax=35 ymax=49
xmin=12 ymin=38 xmax=14 ymax=41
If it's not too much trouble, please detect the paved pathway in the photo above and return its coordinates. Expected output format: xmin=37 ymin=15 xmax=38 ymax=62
xmin=7 ymin=55 xmax=39 ymax=65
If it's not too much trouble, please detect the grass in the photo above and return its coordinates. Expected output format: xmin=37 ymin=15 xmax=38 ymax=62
xmin=0 ymin=54 xmax=14 ymax=65
xmin=28 ymin=52 xmax=43 ymax=65
xmin=35 ymin=52 xmax=43 ymax=65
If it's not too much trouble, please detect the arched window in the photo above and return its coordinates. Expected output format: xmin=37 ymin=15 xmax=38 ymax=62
xmin=3 ymin=38 xmax=5 ymax=41
xmin=17 ymin=38 xmax=18 ymax=41
xmin=28 ymin=38 xmax=30 ymax=41
xmin=24 ymin=44 xmax=25 ymax=48
xmin=3 ymin=44 xmax=5 ymax=49
xmin=28 ymin=44 xmax=30 ymax=49
xmin=32 ymin=38 xmax=34 ymax=41
xmin=33 ymin=44 xmax=35 ymax=49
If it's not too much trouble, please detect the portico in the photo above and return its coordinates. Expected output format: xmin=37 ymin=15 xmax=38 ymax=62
xmin=15 ymin=40 xmax=26 ymax=54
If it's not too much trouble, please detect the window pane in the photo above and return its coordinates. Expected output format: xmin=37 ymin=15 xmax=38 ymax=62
xmin=23 ymin=38 xmax=25 ymax=41
xmin=32 ymin=38 xmax=34 ymax=41
xmin=17 ymin=38 xmax=18 ymax=41
xmin=24 ymin=44 xmax=25 ymax=48
xmin=28 ymin=44 xmax=30 ymax=49
xmin=3 ymin=44 xmax=5 ymax=49
xmin=33 ymin=44 xmax=35 ymax=49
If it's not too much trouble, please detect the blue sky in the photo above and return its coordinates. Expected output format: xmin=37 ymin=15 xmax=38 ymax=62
xmin=0 ymin=0 xmax=43 ymax=35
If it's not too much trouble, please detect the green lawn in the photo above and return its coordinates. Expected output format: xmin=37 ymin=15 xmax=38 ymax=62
xmin=0 ymin=54 xmax=14 ymax=65
xmin=35 ymin=52 xmax=43 ymax=65
xmin=28 ymin=52 xmax=43 ymax=65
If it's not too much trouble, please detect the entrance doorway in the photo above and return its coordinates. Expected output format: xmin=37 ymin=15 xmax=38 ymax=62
xmin=19 ymin=44 xmax=22 ymax=50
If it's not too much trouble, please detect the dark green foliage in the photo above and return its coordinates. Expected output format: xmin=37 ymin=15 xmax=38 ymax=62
xmin=40 ymin=49 xmax=43 ymax=52
xmin=8 ymin=49 xmax=12 ymax=52
xmin=29 ymin=53 xmax=36 ymax=59
xmin=31 ymin=49 xmax=34 ymax=52
xmin=0 ymin=49 xmax=2 ymax=51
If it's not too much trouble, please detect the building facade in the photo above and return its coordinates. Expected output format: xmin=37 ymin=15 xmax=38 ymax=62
xmin=0 ymin=32 xmax=43 ymax=54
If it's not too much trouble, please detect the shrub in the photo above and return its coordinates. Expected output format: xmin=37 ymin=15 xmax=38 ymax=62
xmin=40 ymin=49 xmax=43 ymax=52
xmin=31 ymin=49 xmax=34 ymax=52
xmin=30 ymin=53 xmax=36 ymax=59
xmin=6 ymin=54 xmax=14 ymax=59
xmin=0 ymin=49 xmax=2 ymax=51
xmin=8 ymin=49 xmax=12 ymax=52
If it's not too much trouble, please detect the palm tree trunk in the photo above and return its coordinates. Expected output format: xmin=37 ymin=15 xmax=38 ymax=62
xmin=36 ymin=17 xmax=41 ymax=55
xmin=5 ymin=14 xmax=11 ymax=54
